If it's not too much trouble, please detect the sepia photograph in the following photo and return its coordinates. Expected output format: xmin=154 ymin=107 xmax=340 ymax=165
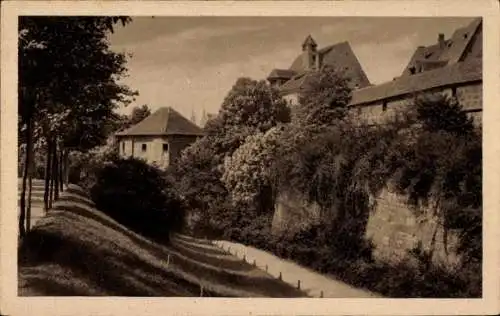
xmin=1 ymin=1 xmax=499 ymax=316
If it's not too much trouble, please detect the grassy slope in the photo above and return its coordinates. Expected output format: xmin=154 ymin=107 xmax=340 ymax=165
xmin=18 ymin=185 xmax=307 ymax=297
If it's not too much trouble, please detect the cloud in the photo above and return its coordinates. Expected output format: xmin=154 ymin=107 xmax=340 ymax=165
xmin=112 ymin=16 xmax=475 ymax=120
xmin=116 ymin=45 xmax=301 ymax=119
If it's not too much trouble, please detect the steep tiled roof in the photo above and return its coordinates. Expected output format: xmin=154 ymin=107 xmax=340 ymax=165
xmin=267 ymin=68 xmax=298 ymax=80
xmin=318 ymin=42 xmax=371 ymax=88
xmin=401 ymin=18 xmax=482 ymax=76
xmin=280 ymin=41 xmax=371 ymax=94
xmin=279 ymin=71 xmax=312 ymax=95
xmin=116 ymin=107 xmax=204 ymax=137
xmin=441 ymin=17 xmax=482 ymax=63
xmin=349 ymin=58 xmax=481 ymax=106
xmin=302 ymin=35 xmax=317 ymax=49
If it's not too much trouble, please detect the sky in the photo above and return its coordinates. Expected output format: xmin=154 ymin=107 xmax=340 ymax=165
xmin=108 ymin=16 xmax=475 ymax=121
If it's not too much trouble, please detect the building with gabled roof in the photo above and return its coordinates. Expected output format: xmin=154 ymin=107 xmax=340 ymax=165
xmin=269 ymin=18 xmax=482 ymax=126
xmin=401 ymin=18 xmax=482 ymax=77
xmin=266 ymin=35 xmax=371 ymax=103
xmin=115 ymin=106 xmax=204 ymax=168
xmin=349 ymin=18 xmax=482 ymax=126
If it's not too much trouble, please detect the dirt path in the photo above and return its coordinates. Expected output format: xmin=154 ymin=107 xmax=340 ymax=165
xmin=17 ymin=178 xmax=47 ymax=228
xmin=169 ymin=234 xmax=309 ymax=297
xmin=213 ymin=239 xmax=381 ymax=298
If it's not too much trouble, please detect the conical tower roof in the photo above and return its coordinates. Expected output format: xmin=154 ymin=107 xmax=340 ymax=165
xmin=302 ymin=35 xmax=317 ymax=50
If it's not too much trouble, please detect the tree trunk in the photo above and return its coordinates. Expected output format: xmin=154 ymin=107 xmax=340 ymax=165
xmin=19 ymin=118 xmax=33 ymax=239
xmin=44 ymin=138 xmax=53 ymax=212
xmin=49 ymin=143 xmax=56 ymax=208
xmin=59 ymin=149 xmax=64 ymax=192
xmin=26 ymin=124 xmax=35 ymax=233
xmin=26 ymin=172 xmax=33 ymax=233
xmin=49 ymin=174 xmax=54 ymax=208
xmin=19 ymin=161 xmax=27 ymax=238
xmin=53 ymin=144 xmax=60 ymax=201
xmin=63 ymin=150 xmax=70 ymax=186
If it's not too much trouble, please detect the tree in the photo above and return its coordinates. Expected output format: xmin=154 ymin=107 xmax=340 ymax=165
xmin=200 ymin=108 xmax=208 ymax=127
xmin=217 ymin=78 xmax=290 ymax=132
xmin=295 ymin=65 xmax=352 ymax=126
xmin=173 ymin=136 xmax=229 ymax=235
xmin=222 ymin=126 xmax=283 ymax=207
xmin=129 ymin=104 xmax=151 ymax=126
xmin=413 ymin=93 xmax=475 ymax=136
xmin=206 ymin=77 xmax=290 ymax=160
xmin=221 ymin=126 xmax=285 ymax=230
xmin=379 ymin=94 xmax=482 ymax=265
xmin=91 ymin=157 xmax=184 ymax=242
xmin=18 ymin=16 xmax=136 ymax=238
xmin=111 ymin=104 xmax=151 ymax=133
xmin=190 ymin=107 xmax=197 ymax=125
xmin=175 ymin=77 xmax=290 ymax=236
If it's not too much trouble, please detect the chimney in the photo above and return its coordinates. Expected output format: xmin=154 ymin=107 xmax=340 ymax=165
xmin=438 ymin=33 xmax=445 ymax=49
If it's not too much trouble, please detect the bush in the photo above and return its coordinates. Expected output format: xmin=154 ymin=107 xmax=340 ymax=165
xmin=90 ymin=157 xmax=184 ymax=243
xmin=174 ymin=77 xmax=481 ymax=297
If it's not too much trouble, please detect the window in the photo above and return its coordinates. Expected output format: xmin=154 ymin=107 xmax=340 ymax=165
xmin=451 ymin=86 xmax=457 ymax=98
xmin=163 ymin=143 xmax=169 ymax=152
xmin=141 ymin=144 xmax=147 ymax=152
xmin=382 ymin=102 xmax=388 ymax=112
xmin=122 ymin=142 xmax=125 ymax=152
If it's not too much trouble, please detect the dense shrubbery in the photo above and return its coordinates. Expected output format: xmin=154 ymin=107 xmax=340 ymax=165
xmin=175 ymin=68 xmax=482 ymax=297
xmin=69 ymin=146 xmax=184 ymax=243
xmin=175 ymin=77 xmax=290 ymax=236
xmin=89 ymin=157 xmax=184 ymax=242
xmin=91 ymin=158 xmax=184 ymax=241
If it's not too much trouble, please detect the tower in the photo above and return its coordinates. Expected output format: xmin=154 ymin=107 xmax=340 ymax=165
xmin=200 ymin=107 xmax=208 ymax=127
xmin=302 ymin=35 xmax=318 ymax=70
xmin=190 ymin=106 xmax=197 ymax=125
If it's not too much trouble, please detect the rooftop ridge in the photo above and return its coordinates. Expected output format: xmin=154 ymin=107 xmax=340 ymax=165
xmin=349 ymin=58 xmax=481 ymax=106
xmin=115 ymin=106 xmax=204 ymax=137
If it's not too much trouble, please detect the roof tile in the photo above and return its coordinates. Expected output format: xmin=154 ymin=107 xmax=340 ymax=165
xmin=402 ymin=18 xmax=482 ymax=76
xmin=349 ymin=58 xmax=481 ymax=106
xmin=116 ymin=107 xmax=204 ymax=137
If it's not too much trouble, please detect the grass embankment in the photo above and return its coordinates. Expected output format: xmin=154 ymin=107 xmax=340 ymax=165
xmin=18 ymin=185 xmax=307 ymax=297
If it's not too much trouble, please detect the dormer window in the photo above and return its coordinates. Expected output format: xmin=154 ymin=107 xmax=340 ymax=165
xmin=409 ymin=66 xmax=416 ymax=75
xmin=463 ymin=33 xmax=468 ymax=39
